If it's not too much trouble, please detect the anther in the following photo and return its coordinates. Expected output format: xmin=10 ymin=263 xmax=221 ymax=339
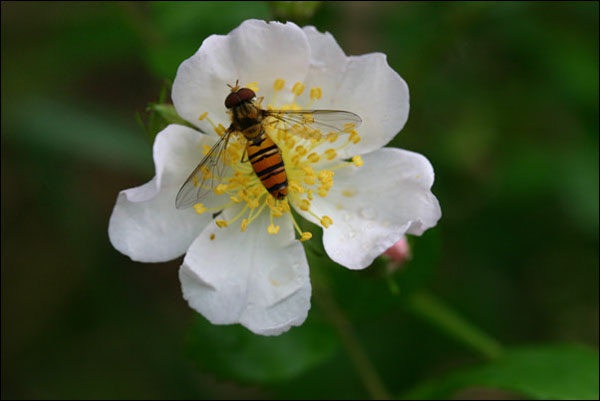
xmin=193 ymin=203 xmax=207 ymax=214
xmin=307 ymin=153 xmax=320 ymax=163
xmin=292 ymin=82 xmax=305 ymax=96
xmin=246 ymin=82 xmax=259 ymax=92
xmin=325 ymin=149 xmax=338 ymax=160
xmin=215 ymin=124 xmax=226 ymax=136
xmin=352 ymin=155 xmax=364 ymax=167
xmin=300 ymin=232 xmax=313 ymax=241
xmin=214 ymin=184 xmax=228 ymax=195
xmin=320 ymin=216 xmax=333 ymax=228
xmin=304 ymin=176 xmax=316 ymax=185
xmin=273 ymin=78 xmax=285 ymax=91
xmin=299 ymin=199 xmax=311 ymax=211
xmin=198 ymin=112 xmax=208 ymax=121
xmin=289 ymin=181 xmax=304 ymax=193
xmin=267 ymin=223 xmax=280 ymax=235
xmin=310 ymin=87 xmax=322 ymax=100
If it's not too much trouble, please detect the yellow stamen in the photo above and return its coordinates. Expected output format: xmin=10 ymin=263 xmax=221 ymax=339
xmin=325 ymin=148 xmax=338 ymax=160
xmin=289 ymin=181 xmax=304 ymax=194
xmin=299 ymin=199 xmax=311 ymax=211
xmin=307 ymin=153 xmax=320 ymax=163
xmin=215 ymin=220 xmax=228 ymax=228
xmin=246 ymin=81 xmax=259 ymax=92
xmin=193 ymin=203 xmax=207 ymax=214
xmin=273 ymin=78 xmax=285 ymax=91
xmin=215 ymin=124 xmax=226 ymax=136
xmin=198 ymin=112 xmax=208 ymax=121
xmin=267 ymin=224 xmax=280 ymax=234
xmin=320 ymin=216 xmax=333 ymax=228
xmin=352 ymin=155 xmax=364 ymax=167
xmin=292 ymin=82 xmax=305 ymax=96
xmin=214 ymin=184 xmax=228 ymax=195
xmin=304 ymin=176 xmax=316 ymax=185
xmin=300 ymin=232 xmax=312 ymax=242
xmin=310 ymin=87 xmax=322 ymax=100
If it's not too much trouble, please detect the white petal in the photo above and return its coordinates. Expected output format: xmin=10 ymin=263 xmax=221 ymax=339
xmin=179 ymin=206 xmax=311 ymax=336
xmin=300 ymin=27 xmax=409 ymax=158
xmin=108 ymin=124 xmax=218 ymax=262
xmin=295 ymin=147 xmax=441 ymax=270
xmin=172 ymin=19 xmax=310 ymax=133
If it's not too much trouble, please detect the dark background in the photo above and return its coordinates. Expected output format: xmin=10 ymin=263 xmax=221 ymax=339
xmin=2 ymin=2 xmax=598 ymax=399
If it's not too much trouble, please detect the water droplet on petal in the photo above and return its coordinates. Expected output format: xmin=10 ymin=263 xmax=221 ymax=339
xmin=342 ymin=211 xmax=351 ymax=222
xmin=358 ymin=207 xmax=376 ymax=220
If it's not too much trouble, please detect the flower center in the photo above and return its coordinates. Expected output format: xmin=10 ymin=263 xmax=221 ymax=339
xmin=193 ymin=79 xmax=363 ymax=241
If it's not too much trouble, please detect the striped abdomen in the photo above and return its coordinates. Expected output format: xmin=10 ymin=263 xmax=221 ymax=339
xmin=247 ymin=132 xmax=288 ymax=200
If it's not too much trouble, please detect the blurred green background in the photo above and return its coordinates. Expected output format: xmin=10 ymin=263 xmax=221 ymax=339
xmin=2 ymin=2 xmax=598 ymax=399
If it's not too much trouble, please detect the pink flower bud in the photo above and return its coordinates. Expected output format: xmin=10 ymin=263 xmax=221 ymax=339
xmin=383 ymin=237 xmax=411 ymax=271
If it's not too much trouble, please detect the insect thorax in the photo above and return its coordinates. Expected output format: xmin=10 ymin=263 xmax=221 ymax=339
xmin=232 ymin=101 xmax=265 ymax=139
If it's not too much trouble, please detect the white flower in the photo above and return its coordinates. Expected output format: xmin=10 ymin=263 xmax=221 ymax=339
xmin=108 ymin=20 xmax=441 ymax=336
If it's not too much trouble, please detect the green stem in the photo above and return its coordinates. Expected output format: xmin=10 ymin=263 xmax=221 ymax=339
xmin=313 ymin=277 xmax=391 ymax=400
xmin=407 ymin=291 xmax=504 ymax=360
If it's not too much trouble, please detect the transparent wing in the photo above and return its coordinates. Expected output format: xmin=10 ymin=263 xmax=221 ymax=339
xmin=265 ymin=110 xmax=362 ymax=140
xmin=175 ymin=130 xmax=233 ymax=209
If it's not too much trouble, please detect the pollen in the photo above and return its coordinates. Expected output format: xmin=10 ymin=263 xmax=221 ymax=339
xmin=267 ymin=223 xmax=280 ymax=235
xmin=273 ymin=78 xmax=285 ymax=91
xmin=215 ymin=124 xmax=226 ymax=136
xmin=299 ymin=199 xmax=311 ymax=211
xmin=320 ymin=216 xmax=333 ymax=228
xmin=325 ymin=148 xmax=338 ymax=160
xmin=289 ymin=180 xmax=304 ymax=194
xmin=300 ymin=232 xmax=312 ymax=241
xmin=343 ymin=123 xmax=357 ymax=132
xmin=304 ymin=176 xmax=316 ymax=185
xmin=310 ymin=87 xmax=322 ymax=100
xmin=307 ymin=153 xmax=320 ymax=163
xmin=214 ymin=184 xmax=228 ymax=195
xmin=352 ymin=155 xmax=364 ymax=167
xmin=198 ymin=112 xmax=208 ymax=121
xmin=292 ymin=82 xmax=305 ymax=96
xmin=295 ymin=145 xmax=307 ymax=155
xmin=210 ymin=233 xmax=216 ymax=240
xmin=193 ymin=203 xmax=207 ymax=214
xmin=246 ymin=81 xmax=259 ymax=92
xmin=215 ymin=220 xmax=228 ymax=228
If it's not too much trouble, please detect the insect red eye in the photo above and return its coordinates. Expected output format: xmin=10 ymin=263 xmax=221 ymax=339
xmin=224 ymin=92 xmax=240 ymax=109
xmin=236 ymin=88 xmax=255 ymax=102
xmin=224 ymin=88 xmax=255 ymax=109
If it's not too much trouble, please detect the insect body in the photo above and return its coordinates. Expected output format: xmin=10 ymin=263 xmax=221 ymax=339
xmin=175 ymin=84 xmax=362 ymax=209
xmin=225 ymin=87 xmax=288 ymax=200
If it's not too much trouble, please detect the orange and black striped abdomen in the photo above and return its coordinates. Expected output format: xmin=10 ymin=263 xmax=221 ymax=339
xmin=247 ymin=132 xmax=288 ymax=200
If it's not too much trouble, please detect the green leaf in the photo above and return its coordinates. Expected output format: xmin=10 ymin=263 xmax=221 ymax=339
xmin=186 ymin=315 xmax=339 ymax=384
xmin=402 ymin=344 xmax=599 ymax=400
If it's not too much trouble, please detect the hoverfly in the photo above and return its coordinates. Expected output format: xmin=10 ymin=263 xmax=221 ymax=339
xmin=175 ymin=83 xmax=362 ymax=209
